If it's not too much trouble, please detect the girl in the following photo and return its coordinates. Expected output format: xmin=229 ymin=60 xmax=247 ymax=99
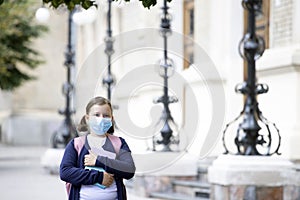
xmin=60 ymin=96 xmax=135 ymax=200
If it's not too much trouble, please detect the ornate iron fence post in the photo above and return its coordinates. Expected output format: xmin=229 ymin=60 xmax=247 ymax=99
xmin=222 ymin=0 xmax=281 ymax=155
xmin=102 ymin=0 xmax=115 ymax=101
xmin=153 ymin=0 xmax=179 ymax=152
xmin=52 ymin=10 xmax=77 ymax=148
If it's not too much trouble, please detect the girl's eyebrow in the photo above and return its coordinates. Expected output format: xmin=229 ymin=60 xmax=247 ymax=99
xmin=93 ymin=111 xmax=110 ymax=115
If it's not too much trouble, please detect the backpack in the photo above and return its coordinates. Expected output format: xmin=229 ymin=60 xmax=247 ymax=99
xmin=65 ymin=134 xmax=122 ymax=196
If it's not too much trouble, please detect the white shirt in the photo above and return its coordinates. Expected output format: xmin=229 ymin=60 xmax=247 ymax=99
xmin=80 ymin=135 xmax=118 ymax=200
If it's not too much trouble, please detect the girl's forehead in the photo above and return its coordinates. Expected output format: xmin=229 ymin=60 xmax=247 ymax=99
xmin=89 ymin=104 xmax=111 ymax=113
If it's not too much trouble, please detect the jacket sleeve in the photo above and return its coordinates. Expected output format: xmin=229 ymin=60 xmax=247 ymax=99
xmin=95 ymin=137 xmax=136 ymax=180
xmin=60 ymin=139 xmax=104 ymax=186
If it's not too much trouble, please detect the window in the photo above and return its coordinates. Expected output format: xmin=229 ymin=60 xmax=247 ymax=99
xmin=243 ymin=0 xmax=270 ymax=81
xmin=183 ymin=0 xmax=194 ymax=69
xmin=243 ymin=0 xmax=270 ymax=48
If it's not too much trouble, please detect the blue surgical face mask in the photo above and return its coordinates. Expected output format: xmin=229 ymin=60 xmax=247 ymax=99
xmin=88 ymin=116 xmax=112 ymax=135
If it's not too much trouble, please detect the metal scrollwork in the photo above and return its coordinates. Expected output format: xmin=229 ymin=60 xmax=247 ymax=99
xmin=222 ymin=0 xmax=281 ymax=156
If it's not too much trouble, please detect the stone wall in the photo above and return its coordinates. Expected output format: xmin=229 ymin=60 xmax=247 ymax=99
xmin=210 ymin=185 xmax=300 ymax=200
xmin=271 ymin=0 xmax=293 ymax=47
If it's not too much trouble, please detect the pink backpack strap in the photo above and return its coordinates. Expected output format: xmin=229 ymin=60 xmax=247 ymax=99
xmin=74 ymin=135 xmax=86 ymax=156
xmin=107 ymin=134 xmax=122 ymax=155
xmin=66 ymin=136 xmax=86 ymax=196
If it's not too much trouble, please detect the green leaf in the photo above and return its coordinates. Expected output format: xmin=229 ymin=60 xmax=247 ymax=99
xmin=140 ymin=0 xmax=157 ymax=9
xmin=82 ymin=1 xmax=98 ymax=10
xmin=73 ymin=0 xmax=81 ymax=4
xmin=82 ymin=0 xmax=93 ymax=9
xmin=52 ymin=0 xmax=60 ymax=8
xmin=67 ymin=1 xmax=75 ymax=10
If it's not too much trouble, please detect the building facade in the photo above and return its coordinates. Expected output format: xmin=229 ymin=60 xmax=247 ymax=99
xmin=0 ymin=0 xmax=299 ymax=160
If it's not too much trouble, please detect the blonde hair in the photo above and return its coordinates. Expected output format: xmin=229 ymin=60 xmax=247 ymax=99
xmin=77 ymin=96 xmax=114 ymax=133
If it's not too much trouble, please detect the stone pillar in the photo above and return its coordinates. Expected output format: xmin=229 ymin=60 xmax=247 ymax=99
xmin=208 ymin=155 xmax=300 ymax=200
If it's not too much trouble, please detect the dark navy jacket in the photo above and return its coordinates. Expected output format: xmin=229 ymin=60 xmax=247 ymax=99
xmin=60 ymin=135 xmax=136 ymax=200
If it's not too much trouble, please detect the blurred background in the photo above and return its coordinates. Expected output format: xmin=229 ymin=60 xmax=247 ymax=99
xmin=0 ymin=0 xmax=299 ymax=199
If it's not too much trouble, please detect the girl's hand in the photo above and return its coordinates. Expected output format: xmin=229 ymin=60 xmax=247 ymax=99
xmin=102 ymin=172 xmax=114 ymax=187
xmin=84 ymin=150 xmax=97 ymax=166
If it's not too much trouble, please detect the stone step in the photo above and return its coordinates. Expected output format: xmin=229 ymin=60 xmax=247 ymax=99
xmin=196 ymin=157 xmax=216 ymax=183
xmin=172 ymin=180 xmax=210 ymax=189
xmin=172 ymin=180 xmax=210 ymax=198
xmin=149 ymin=192 xmax=208 ymax=200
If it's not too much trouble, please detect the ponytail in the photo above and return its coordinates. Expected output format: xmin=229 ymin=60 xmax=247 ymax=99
xmin=77 ymin=115 xmax=88 ymax=132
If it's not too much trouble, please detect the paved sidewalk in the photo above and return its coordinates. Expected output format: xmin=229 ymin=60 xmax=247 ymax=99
xmin=0 ymin=144 xmax=66 ymax=200
xmin=0 ymin=144 xmax=155 ymax=200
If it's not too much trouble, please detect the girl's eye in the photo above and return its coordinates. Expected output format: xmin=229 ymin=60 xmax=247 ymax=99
xmin=93 ymin=113 xmax=110 ymax=117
